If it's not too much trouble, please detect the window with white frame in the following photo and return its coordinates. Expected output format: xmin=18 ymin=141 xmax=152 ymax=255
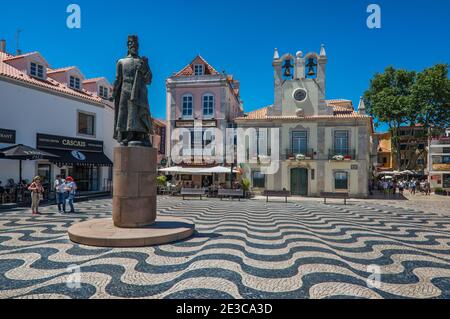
xmin=292 ymin=131 xmax=308 ymax=155
xmin=70 ymin=76 xmax=81 ymax=90
xmin=78 ymin=112 xmax=95 ymax=136
xmin=30 ymin=62 xmax=44 ymax=79
xmin=194 ymin=64 xmax=204 ymax=76
xmin=99 ymin=86 xmax=109 ymax=99
xmin=202 ymin=94 xmax=214 ymax=117
xmin=182 ymin=95 xmax=193 ymax=118
xmin=334 ymin=130 xmax=349 ymax=155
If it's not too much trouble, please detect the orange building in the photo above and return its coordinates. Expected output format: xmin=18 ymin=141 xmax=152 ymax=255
xmin=375 ymin=132 xmax=394 ymax=172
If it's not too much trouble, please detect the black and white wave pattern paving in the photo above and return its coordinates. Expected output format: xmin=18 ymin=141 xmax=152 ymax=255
xmin=1 ymin=198 xmax=450 ymax=299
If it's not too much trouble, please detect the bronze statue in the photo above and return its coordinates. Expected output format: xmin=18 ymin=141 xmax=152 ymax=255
xmin=111 ymin=35 xmax=153 ymax=147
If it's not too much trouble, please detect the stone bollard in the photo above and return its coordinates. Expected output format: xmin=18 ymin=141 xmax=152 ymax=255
xmin=112 ymin=146 xmax=157 ymax=228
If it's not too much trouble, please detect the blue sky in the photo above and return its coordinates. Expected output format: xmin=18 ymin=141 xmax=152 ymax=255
xmin=1 ymin=0 xmax=449 ymax=132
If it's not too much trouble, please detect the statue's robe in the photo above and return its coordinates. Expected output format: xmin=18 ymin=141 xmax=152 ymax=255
xmin=112 ymin=55 xmax=153 ymax=140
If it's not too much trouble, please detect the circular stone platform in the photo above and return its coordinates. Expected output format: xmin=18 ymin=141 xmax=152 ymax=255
xmin=68 ymin=217 xmax=195 ymax=248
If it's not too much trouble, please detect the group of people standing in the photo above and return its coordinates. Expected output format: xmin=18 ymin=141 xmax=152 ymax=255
xmin=372 ymin=178 xmax=431 ymax=198
xmin=54 ymin=176 xmax=77 ymax=214
xmin=27 ymin=175 xmax=77 ymax=215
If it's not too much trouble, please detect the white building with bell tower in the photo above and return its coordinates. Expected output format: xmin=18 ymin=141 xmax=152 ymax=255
xmin=236 ymin=45 xmax=375 ymax=198
xmin=270 ymin=45 xmax=330 ymax=117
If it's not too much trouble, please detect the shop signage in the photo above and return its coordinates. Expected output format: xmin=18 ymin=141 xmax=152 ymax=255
xmin=37 ymin=133 xmax=103 ymax=152
xmin=71 ymin=150 xmax=87 ymax=161
xmin=202 ymin=120 xmax=217 ymax=128
xmin=0 ymin=129 xmax=16 ymax=144
xmin=175 ymin=120 xmax=194 ymax=128
xmin=160 ymin=126 xmax=166 ymax=155
xmin=175 ymin=120 xmax=217 ymax=128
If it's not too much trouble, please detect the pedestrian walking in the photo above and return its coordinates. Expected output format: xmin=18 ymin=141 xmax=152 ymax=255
xmin=28 ymin=176 xmax=44 ymax=215
xmin=383 ymin=180 xmax=389 ymax=198
xmin=424 ymin=181 xmax=431 ymax=196
xmin=398 ymin=180 xmax=405 ymax=196
xmin=64 ymin=176 xmax=77 ymax=214
xmin=410 ymin=179 xmax=416 ymax=195
xmin=54 ymin=175 xmax=67 ymax=213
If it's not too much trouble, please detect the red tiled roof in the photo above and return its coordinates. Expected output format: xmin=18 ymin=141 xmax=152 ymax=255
xmin=47 ymin=66 xmax=77 ymax=74
xmin=0 ymin=52 xmax=105 ymax=105
xmin=235 ymin=104 xmax=370 ymax=121
xmin=3 ymin=51 xmax=43 ymax=62
xmin=83 ymin=77 xmax=107 ymax=84
xmin=174 ymin=55 xmax=219 ymax=77
xmin=153 ymin=118 xmax=166 ymax=127
xmin=325 ymin=99 xmax=354 ymax=112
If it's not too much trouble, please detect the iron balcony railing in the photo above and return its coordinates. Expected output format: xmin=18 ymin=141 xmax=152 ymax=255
xmin=328 ymin=148 xmax=357 ymax=160
xmin=286 ymin=148 xmax=315 ymax=160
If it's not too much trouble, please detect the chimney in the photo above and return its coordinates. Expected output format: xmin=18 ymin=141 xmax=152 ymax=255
xmin=0 ymin=40 xmax=6 ymax=53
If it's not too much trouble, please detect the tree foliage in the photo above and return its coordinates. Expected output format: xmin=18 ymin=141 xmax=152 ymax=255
xmin=411 ymin=64 xmax=450 ymax=129
xmin=364 ymin=64 xmax=450 ymax=170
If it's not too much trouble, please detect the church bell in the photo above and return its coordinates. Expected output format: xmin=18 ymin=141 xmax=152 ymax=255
xmin=306 ymin=58 xmax=317 ymax=77
xmin=283 ymin=59 xmax=293 ymax=77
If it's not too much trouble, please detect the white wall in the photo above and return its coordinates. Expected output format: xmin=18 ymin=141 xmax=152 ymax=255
xmin=0 ymin=79 xmax=116 ymax=186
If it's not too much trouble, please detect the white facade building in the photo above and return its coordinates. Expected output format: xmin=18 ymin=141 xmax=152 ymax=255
xmin=0 ymin=47 xmax=116 ymax=192
xmin=428 ymin=128 xmax=450 ymax=191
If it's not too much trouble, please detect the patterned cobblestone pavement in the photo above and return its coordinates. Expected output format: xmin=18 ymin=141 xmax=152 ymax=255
xmin=1 ymin=197 xmax=450 ymax=299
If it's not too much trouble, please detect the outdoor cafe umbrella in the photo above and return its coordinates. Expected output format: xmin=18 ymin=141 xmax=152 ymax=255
xmin=0 ymin=144 xmax=59 ymax=182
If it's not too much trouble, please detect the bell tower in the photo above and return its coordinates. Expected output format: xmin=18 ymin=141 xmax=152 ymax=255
xmin=271 ymin=45 xmax=329 ymax=117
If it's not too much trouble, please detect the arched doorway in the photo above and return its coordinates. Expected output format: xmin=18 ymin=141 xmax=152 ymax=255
xmin=291 ymin=168 xmax=308 ymax=196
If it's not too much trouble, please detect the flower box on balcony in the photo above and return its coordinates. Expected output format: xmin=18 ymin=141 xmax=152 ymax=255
xmin=344 ymin=155 xmax=352 ymax=161
xmin=332 ymin=155 xmax=345 ymax=161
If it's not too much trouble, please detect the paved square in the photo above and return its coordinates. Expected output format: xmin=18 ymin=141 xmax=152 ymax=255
xmin=1 ymin=197 xmax=450 ymax=299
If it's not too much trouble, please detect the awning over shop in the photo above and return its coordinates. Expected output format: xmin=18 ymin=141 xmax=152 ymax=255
xmin=41 ymin=149 xmax=113 ymax=167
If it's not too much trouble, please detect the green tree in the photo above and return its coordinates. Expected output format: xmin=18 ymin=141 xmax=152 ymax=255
xmin=412 ymin=64 xmax=450 ymax=129
xmin=364 ymin=66 xmax=417 ymax=169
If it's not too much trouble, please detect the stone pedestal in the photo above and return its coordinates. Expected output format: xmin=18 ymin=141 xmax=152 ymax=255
xmin=113 ymin=146 xmax=157 ymax=228
xmin=68 ymin=146 xmax=195 ymax=248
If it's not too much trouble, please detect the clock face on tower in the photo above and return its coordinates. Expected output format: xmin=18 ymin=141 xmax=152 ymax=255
xmin=293 ymin=88 xmax=307 ymax=102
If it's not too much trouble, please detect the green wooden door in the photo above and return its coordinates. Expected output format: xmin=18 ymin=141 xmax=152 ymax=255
xmin=291 ymin=168 xmax=308 ymax=196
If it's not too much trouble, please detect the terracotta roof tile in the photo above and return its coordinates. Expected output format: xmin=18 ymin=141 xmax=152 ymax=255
xmin=83 ymin=77 xmax=107 ymax=84
xmin=153 ymin=119 xmax=167 ymax=127
xmin=3 ymin=51 xmax=41 ymax=62
xmin=0 ymin=52 xmax=105 ymax=105
xmin=47 ymin=66 xmax=77 ymax=74
xmin=174 ymin=55 xmax=219 ymax=77
xmin=235 ymin=104 xmax=371 ymax=121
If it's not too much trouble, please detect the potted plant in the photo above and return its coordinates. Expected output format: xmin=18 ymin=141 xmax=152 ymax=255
xmin=156 ymin=175 xmax=167 ymax=194
xmin=333 ymin=155 xmax=344 ymax=161
xmin=296 ymin=154 xmax=306 ymax=161
xmin=241 ymin=178 xmax=251 ymax=198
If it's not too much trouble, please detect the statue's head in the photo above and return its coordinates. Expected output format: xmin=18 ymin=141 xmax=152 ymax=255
xmin=127 ymin=35 xmax=139 ymax=56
